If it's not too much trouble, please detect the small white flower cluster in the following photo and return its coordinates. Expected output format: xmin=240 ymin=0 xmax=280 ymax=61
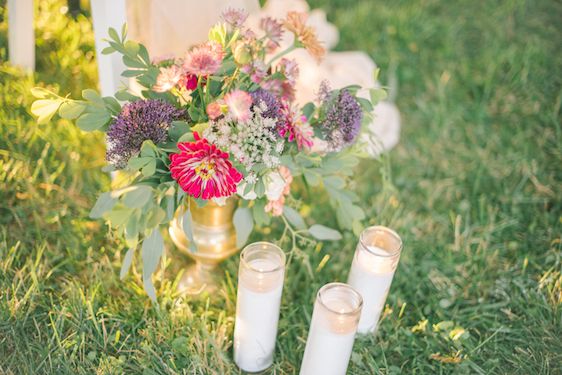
xmin=204 ymin=103 xmax=284 ymax=171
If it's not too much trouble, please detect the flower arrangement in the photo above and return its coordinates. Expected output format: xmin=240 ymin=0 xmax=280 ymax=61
xmin=31 ymin=9 xmax=387 ymax=300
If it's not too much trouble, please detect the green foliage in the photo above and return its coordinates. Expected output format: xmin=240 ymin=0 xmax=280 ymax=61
xmin=1 ymin=0 xmax=561 ymax=374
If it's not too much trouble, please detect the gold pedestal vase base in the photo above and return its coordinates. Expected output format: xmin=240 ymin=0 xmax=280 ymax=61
xmin=169 ymin=198 xmax=238 ymax=295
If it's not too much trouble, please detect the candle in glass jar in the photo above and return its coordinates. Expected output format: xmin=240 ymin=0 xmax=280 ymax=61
xmin=347 ymin=226 xmax=402 ymax=334
xmin=299 ymin=283 xmax=363 ymax=375
xmin=233 ymin=242 xmax=286 ymax=372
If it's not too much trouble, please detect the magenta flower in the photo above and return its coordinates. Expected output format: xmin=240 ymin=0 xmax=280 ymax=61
xmin=170 ymin=133 xmax=243 ymax=199
xmin=224 ymin=90 xmax=253 ymax=122
xmin=279 ymin=105 xmax=314 ymax=150
xmin=183 ymin=42 xmax=224 ymax=76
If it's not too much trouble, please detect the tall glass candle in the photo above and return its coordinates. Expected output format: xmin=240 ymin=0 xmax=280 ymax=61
xmin=347 ymin=226 xmax=402 ymax=334
xmin=299 ymin=283 xmax=363 ymax=375
xmin=233 ymin=242 xmax=286 ymax=372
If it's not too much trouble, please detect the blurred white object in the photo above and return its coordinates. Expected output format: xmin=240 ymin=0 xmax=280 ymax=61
xmin=249 ymin=0 xmax=401 ymax=156
xmin=7 ymin=0 xmax=35 ymax=71
xmin=91 ymin=0 xmax=128 ymax=97
xmin=126 ymin=0 xmax=260 ymax=58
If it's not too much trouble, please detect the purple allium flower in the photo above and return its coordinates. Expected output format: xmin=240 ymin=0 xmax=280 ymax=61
xmin=250 ymin=89 xmax=283 ymax=124
xmin=106 ymin=99 xmax=185 ymax=168
xmin=319 ymin=86 xmax=363 ymax=151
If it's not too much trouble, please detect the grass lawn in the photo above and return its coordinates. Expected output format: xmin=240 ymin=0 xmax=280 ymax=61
xmin=1 ymin=0 xmax=561 ymax=373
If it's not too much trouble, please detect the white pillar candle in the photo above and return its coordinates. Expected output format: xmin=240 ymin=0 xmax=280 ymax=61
xmin=233 ymin=242 xmax=286 ymax=372
xmin=300 ymin=283 xmax=363 ymax=375
xmin=347 ymin=226 xmax=402 ymax=334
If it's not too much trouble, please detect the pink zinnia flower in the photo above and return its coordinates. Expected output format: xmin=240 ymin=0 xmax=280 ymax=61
xmin=183 ymin=42 xmax=224 ymax=76
xmin=153 ymin=65 xmax=182 ymax=92
xmin=224 ymin=90 xmax=253 ymax=122
xmin=170 ymin=133 xmax=243 ymax=199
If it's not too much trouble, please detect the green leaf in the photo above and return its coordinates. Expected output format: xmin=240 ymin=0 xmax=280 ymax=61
xmin=59 ymin=101 xmax=86 ymax=119
xmin=146 ymin=206 xmax=166 ymax=229
xmin=141 ymin=229 xmax=164 ymax=302
xmin=124 ymin=40 xmax=140 ymax=57
xmin=304 ymin=170 xmax=321 ymax=186
xmin=125 ymin=214 xmax=140 ymax=247
xmin=120 ymin=248 xmax=135 ymax=280
xmin=370 ymin=88 xmax=388 ymax=104
xmin=108 ymin=27 xmax=120 ymax=42
xmin=302 ymin=102 xmax=315 ymax=119
xmin=233 ymin=207 xmax=253 ymax=248
xmin=191 ymin=122 xmax=209 ymax=134
xmin=308 ymin=224 xmax=342 ymax=241
xmin=255 ymin=179 xmax=266 ymax=197
xmin=31 ymin=99 xmax=62 ymax=124
xmin=356 ymin=97 xmax=374 ymax=112
xmin=89 ymin=192 xmax=117 ymax=219
xmin=121 ymin=69 xmax=143 ymax=78
xmin=76 ymin=111 xmax=110 ymax=131
xmin=169 ymin=121 xmax=191 ymax=141
xmin=101 ymin=46 xmax=115 ymax=55
xmin=142 ymin=160 xmax=157 ymax=177
xmin=178 ymin=132 xmax=195 ymax=143
xmin=284 ymin=206 xmax=306 ymax=230
xmin=103 ymin=97 xmax=121 ymax=114
xmin=30 ymin=87 xmax=54 ymax=99
xmin=324 ymin=176 xmax=345 ymax=190
xmin=82 ymin=89 xmax=104 ymax=106
xmin=123 ymin=55 xmax=145 ymax=69
xmin=115 ymin=89 xmax=139 ymax=101
xmin=252 ymin=200 xmax=270 ymax=227
xmin=127 ymin=156 xmax=151 ymax=170
xmin=181 ymin=208 xmax=196 ymax=252
xmin=106 ymin=207 xmax=133 ymax=226
xmin=123 ymin=186 xmax=153 ymax=208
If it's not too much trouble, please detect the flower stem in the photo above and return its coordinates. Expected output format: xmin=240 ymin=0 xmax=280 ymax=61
xmin=267 ymin=44 xmax=297 ymax=67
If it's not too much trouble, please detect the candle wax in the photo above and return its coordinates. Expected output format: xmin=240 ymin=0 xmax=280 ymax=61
xmin=347 ymin=245 xmax=395 ymax=334
xmin=299 ymin=299 xmax=357 ymax=375
xmin=234 ymin=259 xmax=283 ymax=372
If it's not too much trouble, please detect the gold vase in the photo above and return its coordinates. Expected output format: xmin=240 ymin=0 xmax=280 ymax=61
xmin=169 ymin=197 xmax=238 ymax=295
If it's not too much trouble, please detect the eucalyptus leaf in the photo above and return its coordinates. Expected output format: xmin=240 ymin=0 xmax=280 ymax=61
xmin=308 ymin=224 xmax=342 ymax=241
xmin=106 ymin=207 xmax=133 ymax=226
xmin=76 ymin=111 xmax=110 ymax=131
xmin=169 ymin=121 xmax=190 ymax=141
xmin=30 ymin=87 xmax=54 ymax=99
xmin=284 ymin=206 xmax=306 ymax=230
xmin=141 ymin=229 xmax=164 ymax=302
xmin=123 ymin=186 xmax=152 ymax=208
xmin=82 ymin=89 xmax=104 ymax=106
xmin=89 ymin=192 xmax=117 ymax=219
xmin=59 ymin=101 xmax=86 ymax=120
xmin=127 ymin=156 xmax=151 ymax=170
xmin=120 ymin=248 xmax=135 ymax=280
xmin=252 ymin=200 xmax=270 ymax=227
xmin=181 ymin=208 xmax=196 ymax=252
xmin=233 ymin=207 xmax=253 ymax=248
xmin=303 ymin=170 xmax=321 ymax=186
xmin=142 ymin=160 xmax=157 ymax=176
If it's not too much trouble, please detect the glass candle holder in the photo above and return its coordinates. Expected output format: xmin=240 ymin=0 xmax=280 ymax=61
xmin=233 ymin=242 xmax=286 ymax=372
xmin=347 ymin=225 xmax=403 ymax=334
xmin=299 ymin=283 xmax=363 ymax=375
